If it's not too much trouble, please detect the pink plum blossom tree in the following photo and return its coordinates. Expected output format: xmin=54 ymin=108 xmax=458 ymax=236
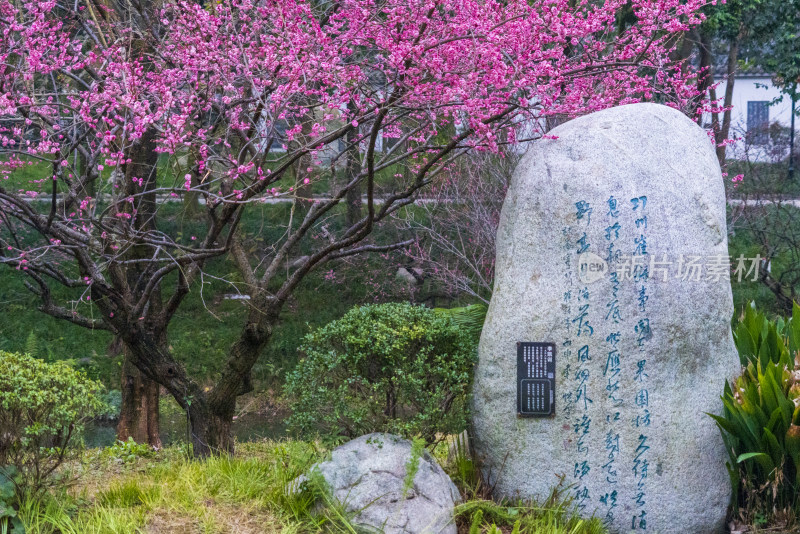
xmin=0 ymin=0 xmax=708 ymax=454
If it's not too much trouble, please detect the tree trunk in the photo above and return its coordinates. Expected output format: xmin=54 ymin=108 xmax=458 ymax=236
xmin=114 ymin=325 xmax=217 ymax=455
xmin=717 ymin=30 xmax=743 ymax=164
xmin=191 ymin=298 xmax=278 ymax=455
xmin=345 ymin=103 xmax=363 ymax=227
xmin=186 ymin=398 xmax=235 ymax=456
xmin=695 ymin=30 xmax=714 ymax=126
xmin=117 ymin=355 xmax=162 ymax=447
xmin=115 ymin=127 xmax=162 ymax=445
xmin=345 ymin=123 xmax=362 ymax=228
xmin=670 ymin=30 xmax=694 ymax=69
xmin=112 ymin=301 xmax=270 ymax=457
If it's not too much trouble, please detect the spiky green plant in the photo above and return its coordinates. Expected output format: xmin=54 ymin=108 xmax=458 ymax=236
xmin=711 ymin=302 xmax=800 ymax=519
xmin=434 ymin=304 xmax=488 ymax=341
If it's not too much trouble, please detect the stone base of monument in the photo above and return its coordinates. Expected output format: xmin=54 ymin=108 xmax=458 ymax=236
xmin=294 ymin=433 xmax=460 ymax=534
xmin=472 ymin=103 xmax=739 ymax=534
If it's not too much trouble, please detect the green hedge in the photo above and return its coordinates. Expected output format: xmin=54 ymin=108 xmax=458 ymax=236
xmin=285 ymin=303 xmax=476 ymax=444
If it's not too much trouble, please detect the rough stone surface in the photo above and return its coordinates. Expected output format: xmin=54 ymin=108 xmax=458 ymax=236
xmin=472 ymin=103 xmax=739 ymax=534
xmin=310 ymin=433 xmax=460 ymax=534
xmin=395 ymin=267 xmax=424 ymax=285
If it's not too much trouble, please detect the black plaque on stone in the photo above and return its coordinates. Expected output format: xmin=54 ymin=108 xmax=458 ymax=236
xmin=517 ymin=342 xmax=555 ymax=417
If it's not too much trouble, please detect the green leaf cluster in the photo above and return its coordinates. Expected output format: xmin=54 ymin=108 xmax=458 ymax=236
xmin=285 ymin=303 xmax=477 ymax=445
xmin=0 ymin=467 xmax=24 ymax=532
xmin=102 ymin=437 xmax=156 ymax=464
xmin=712 ymin=303 xmax=800 ymax=516
xmin=0 ymin=351 xmax=106 ymax=500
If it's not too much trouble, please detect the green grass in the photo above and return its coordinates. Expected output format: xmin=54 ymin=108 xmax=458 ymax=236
xmin=16 ymin=440 xmax=607 ymax=534
xmin=18 ymin=440 xmax=324 ymax=533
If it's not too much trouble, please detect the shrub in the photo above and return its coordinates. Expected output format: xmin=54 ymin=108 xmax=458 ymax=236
xmin=0 ymin=351 xmax=106 ymax=498
xmin=285 ymin=303 xmax=476 ymax=444
xmin=711 ymin=303 xmax=800 ymax=521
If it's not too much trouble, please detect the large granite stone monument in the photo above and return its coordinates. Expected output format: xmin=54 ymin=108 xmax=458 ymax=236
xmin=472 ymin=103 xmax=739 ymax=533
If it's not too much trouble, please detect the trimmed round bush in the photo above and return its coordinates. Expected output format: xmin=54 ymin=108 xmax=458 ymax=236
xmin=285 ymin=303 xmax=476 ymax=444
xmin=0 ymin=351 xmax=106 ymax=496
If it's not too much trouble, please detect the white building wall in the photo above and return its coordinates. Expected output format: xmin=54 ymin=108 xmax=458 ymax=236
xmin=711 ymin=76 xmax=796 ymax=160
xmin=715 ymin=76 xmax=794 ymax=130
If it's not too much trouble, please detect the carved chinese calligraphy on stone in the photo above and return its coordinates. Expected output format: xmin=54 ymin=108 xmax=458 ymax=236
xmin=472 ymin=103 xmax=738 ymax=534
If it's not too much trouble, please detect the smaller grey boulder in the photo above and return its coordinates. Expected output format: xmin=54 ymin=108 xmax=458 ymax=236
xmin=395 ymin=267 xmax=424 ymax=285
xmin=306 ymin=433 xmax=460 ymax=534
xmin=287 ymin=255 xmax=310 ymax=270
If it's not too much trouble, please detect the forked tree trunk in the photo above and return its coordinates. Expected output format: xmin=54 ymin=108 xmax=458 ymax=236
xmin=115 ymin=307 xmax=273 ymax=457
xmin=187 ymin=306 xmax=276 ymax=456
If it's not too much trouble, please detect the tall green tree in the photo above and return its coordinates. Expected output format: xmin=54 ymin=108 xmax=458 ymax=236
xmin=754 ymin=3 xmax=800 ymax=177
xmin=696 ymin=0 xmax=796 ymax=163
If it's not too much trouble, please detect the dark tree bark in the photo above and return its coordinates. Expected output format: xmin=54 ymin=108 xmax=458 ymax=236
xmin=197 ymin=295 xmax=278 ymax=454
xmin=696 ymin=31 xmax=714 ymax=103
xmin=691 ymin=29 xmax=716 ymax=128
xmin=117 ymin=355 xmax=162 ymax=447
xmin=717 ymin=27 xmax=744 ymax=164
